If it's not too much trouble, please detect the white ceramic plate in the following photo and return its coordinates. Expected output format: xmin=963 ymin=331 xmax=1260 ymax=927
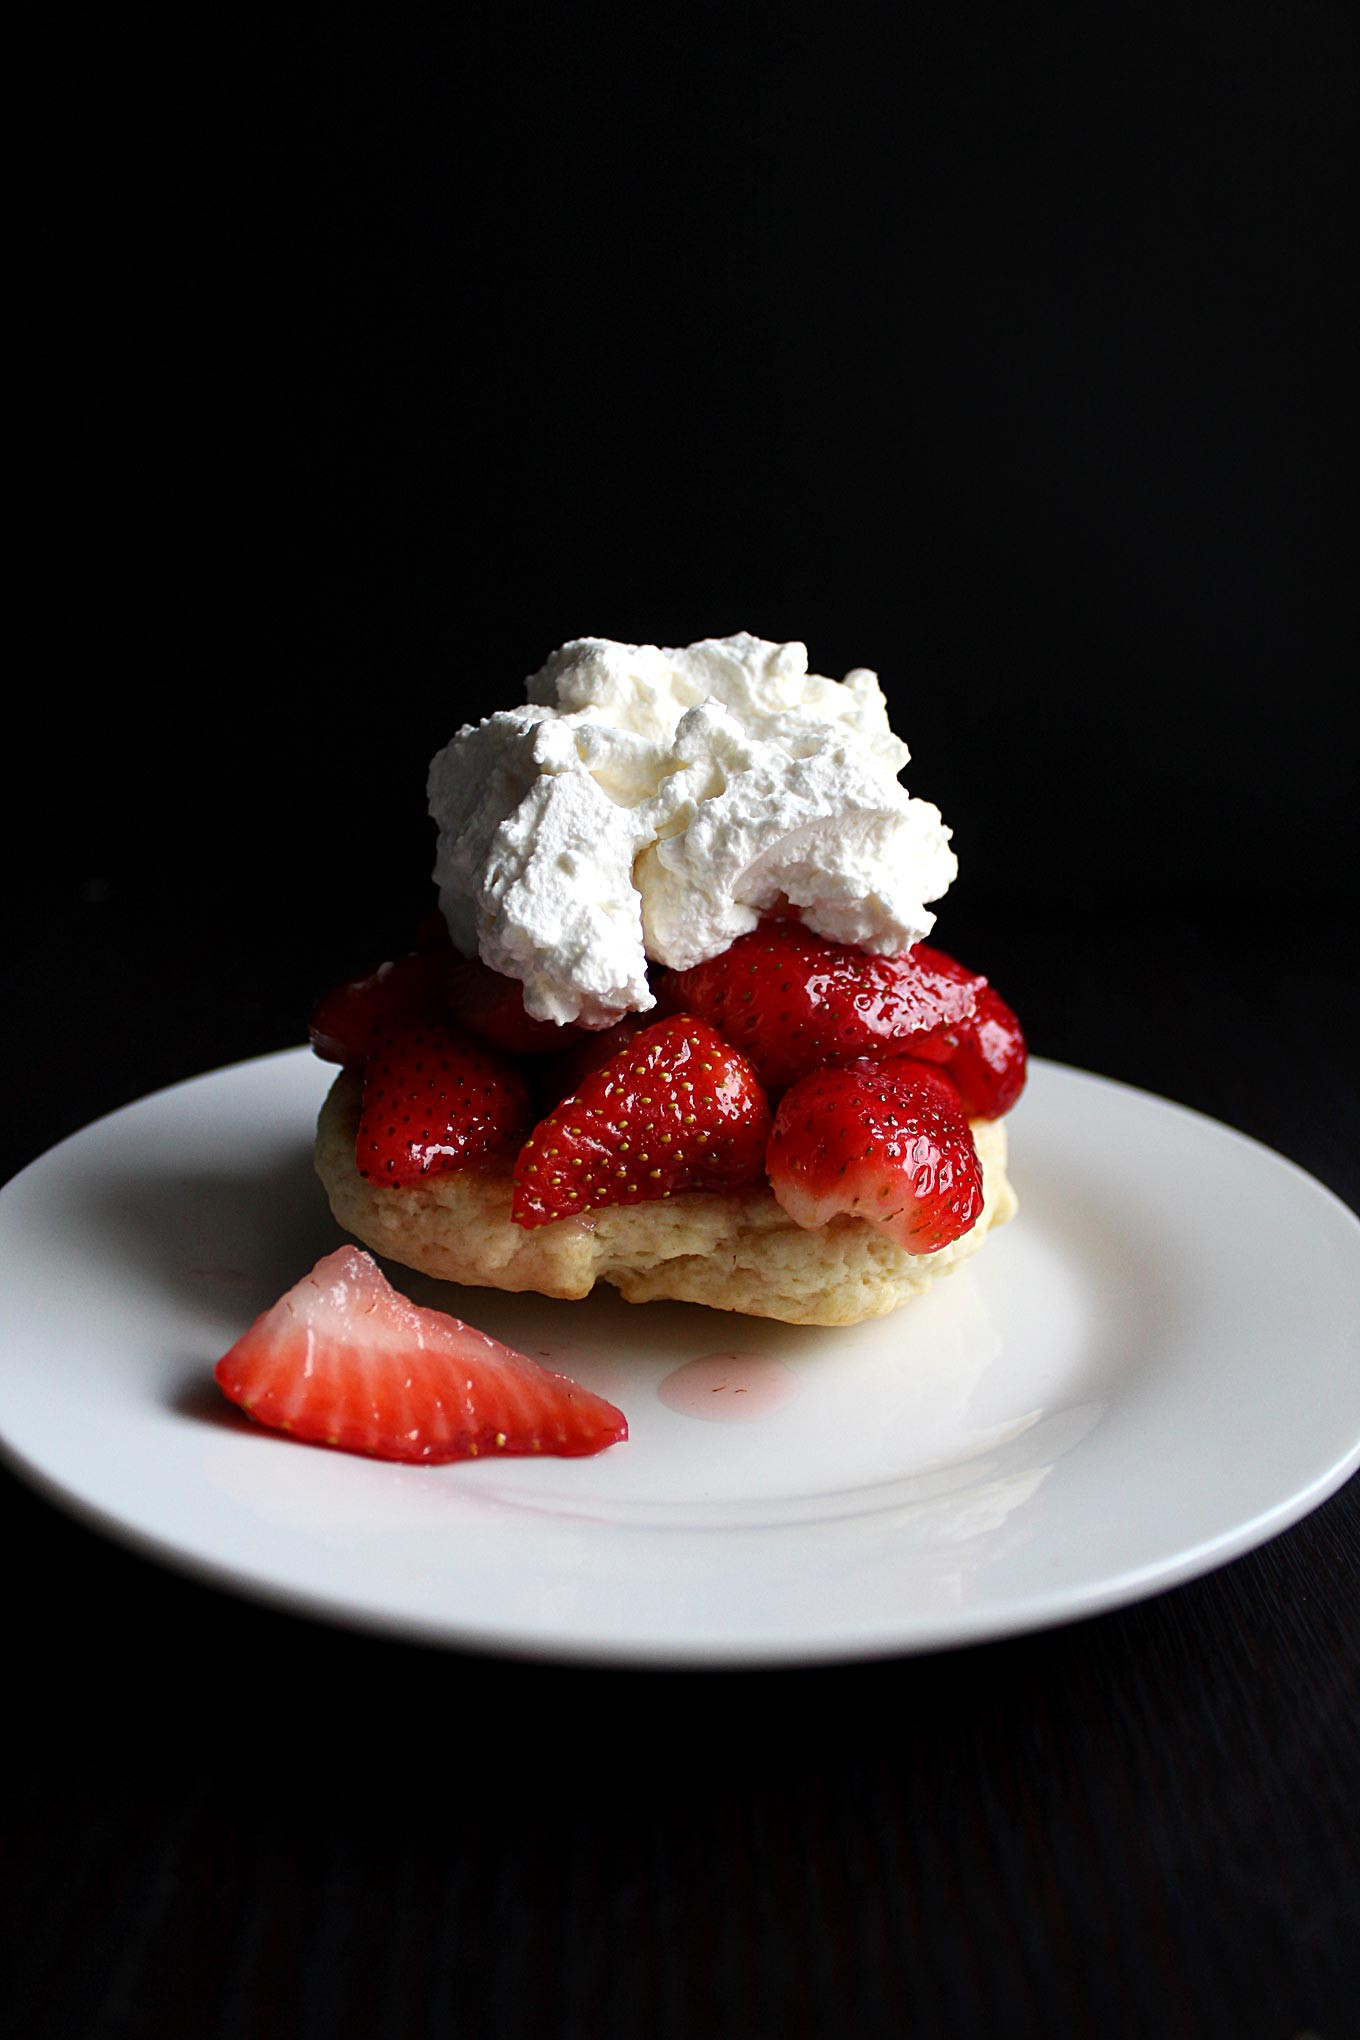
xmin=2 ymin=1050 xmax=1357 ymax=1666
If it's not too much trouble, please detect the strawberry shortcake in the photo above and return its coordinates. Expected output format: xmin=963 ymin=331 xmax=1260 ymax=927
xmin=311 ymin=635 xmax=1024 ymax=1327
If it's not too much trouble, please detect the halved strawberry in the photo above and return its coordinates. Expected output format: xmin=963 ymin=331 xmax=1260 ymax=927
xmin=445 ymin=954 xmax=586 ymax=1056
xmin=912 ymin=983 xmax=1028 ymax=1117
xmin=766 ymin=1057 xmax=984 ymax=1254
xmin=657 ymin=927 xmax=983 ymax=1092
xmin=356 ymin=1019 xmax=530 ymax=1185
xmin=214 ymin=1246 xmax=628 ymax=1461
xmin=512 ymin=1015 xmax=772 ymax=1228
xmin=308 ymin=949 xmax=450 ymax=1066
xmin=538 ymin=1012 xmax=649 ymax=1108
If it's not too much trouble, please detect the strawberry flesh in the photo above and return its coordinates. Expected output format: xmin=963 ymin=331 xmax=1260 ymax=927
xmin=766 ymin=1056 xmax=984 ymax=1254
xmin=658 ymin=926 xmax=983 ymax=1092
xmin=214 ymin=1246 xmax=628 ymax=1461
xmin=356 ymin=1018 xmax=530 ymax=1186
xmin=512 ymin=1015 xmax=772 ymax=1228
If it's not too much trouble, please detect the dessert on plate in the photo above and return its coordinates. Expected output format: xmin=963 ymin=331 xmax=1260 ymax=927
xmin=311 ymin=633 xmax=1024 ymax=1326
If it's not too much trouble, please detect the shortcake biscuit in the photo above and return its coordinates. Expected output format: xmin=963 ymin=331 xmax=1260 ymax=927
xmin=315 ymin=1069 xmax=1017 ymax=1327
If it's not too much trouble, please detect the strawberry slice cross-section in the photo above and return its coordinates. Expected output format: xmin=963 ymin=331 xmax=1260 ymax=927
xmin=512 ymin=1015 xmax=772 ymax=1228
xmin=214 ymin=1247 xmax=629 ymax=1461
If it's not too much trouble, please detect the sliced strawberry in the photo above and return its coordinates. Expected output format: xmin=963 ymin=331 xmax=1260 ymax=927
xmin=308 ymin=949 xmax=450 ymax=1066
xmin=512 ymin=1016 xmax=772 ymax=1229
xmin=912 ymin=983 xmax=1028 ymax=1117
xmin=766 ymin=1057 xmax=984 ymax=1255
xmin=539 ymin=1012 xmax=649 ymax=1107
xmin=657 ymin=927 xmax=983 ymax=1092
xmin=214 ymin=1246 xmax=628 ymax=1461
xmin=356 ymin=1019 xmax=530 ymax=1185
xmin=445 ymin=954 xmax=586 ymax=1056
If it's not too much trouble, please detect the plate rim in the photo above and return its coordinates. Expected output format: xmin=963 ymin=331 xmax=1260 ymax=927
xmin=1 ymin=1046 xmax=1358 ymax=1669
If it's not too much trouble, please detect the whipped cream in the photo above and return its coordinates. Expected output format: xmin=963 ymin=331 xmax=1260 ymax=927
xmin=427 ymin=633 xmax=956 ymax=1028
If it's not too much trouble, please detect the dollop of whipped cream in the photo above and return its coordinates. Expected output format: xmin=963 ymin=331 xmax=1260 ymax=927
xmin=427 ymin=633 xmax=956 ymax=1027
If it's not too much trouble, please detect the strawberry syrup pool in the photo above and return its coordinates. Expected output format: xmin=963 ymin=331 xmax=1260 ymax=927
xmin=656 ymin=1352 xmax=802 ymax=1422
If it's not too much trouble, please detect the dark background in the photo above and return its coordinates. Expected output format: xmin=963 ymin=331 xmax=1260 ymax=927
xmin=10 ymin=3 xmax=1355 ymax=1176
xmin=8 ymin=6 xmax=1358 ymax=2038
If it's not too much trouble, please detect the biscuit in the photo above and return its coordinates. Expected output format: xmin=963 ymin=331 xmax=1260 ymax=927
xmin=314 ymin=1070 xmax=1018 ymax=1327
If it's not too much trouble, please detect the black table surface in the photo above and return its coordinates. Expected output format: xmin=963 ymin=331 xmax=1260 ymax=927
xmin=3 ymin=882 xmax=1357 ymax=2040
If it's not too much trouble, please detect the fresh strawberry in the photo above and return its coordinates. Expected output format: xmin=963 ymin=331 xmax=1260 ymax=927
xmin=309 ymin=949 xmax=450 ymax=1066
xmin=766 ymin=1057 xmax=984 ymax=1254
xmin=539 ymin=1012 xmax=648 ymax=1106
xmin=214 ymin=1246 xmax=628 ymax=1461
xmin=657 ymin=927 xmax=983 ymax=1091
xmin=356 ymin=1018 xmax=530 ymax=1185
xmin=445 ymin=954 xmax=586 ymax=1056
xmin=912 ymin=983 xmax=1028 ymax=1117
xmin=512 ymin=1015 xmax=772 ymax=1228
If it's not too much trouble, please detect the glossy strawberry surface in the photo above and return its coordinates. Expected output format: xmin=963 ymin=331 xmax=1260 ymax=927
xmin=658 ymin=926 xmax=984 ymax=1092
xmin=445 ymin=954 xmax=587 ymax=1056
xmin=308 ymin=950 xmax=450 ymax=1067
xmin=356 ymin=1019 xmax=530 ymax=1185
xmin=512 ymin=1016 xmax=772 ymax=1228
xmin=537 ymin=1012 xmax=649 ymax=1108
xmin=765 ymin=1056 xmax=984 ymax=1254
xmin=912 ymin=982 xmax=1028 ymax=1117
